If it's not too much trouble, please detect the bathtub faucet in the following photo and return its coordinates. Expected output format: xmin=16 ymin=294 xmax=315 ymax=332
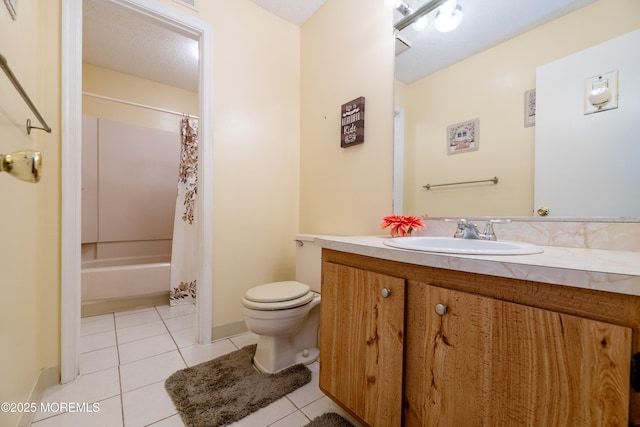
xmin=453 ymin=218 xmax=511 ymax=241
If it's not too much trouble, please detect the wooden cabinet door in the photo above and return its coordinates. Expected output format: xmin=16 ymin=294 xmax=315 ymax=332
xmin=320 ymin=262 xmax=405 ymax=426
xmin=405 ymin=283 xmax=632 ymax=426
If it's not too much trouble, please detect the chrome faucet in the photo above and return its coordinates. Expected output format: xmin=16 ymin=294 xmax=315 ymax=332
xmin=452 ymin=219 xmax=511 ymax=241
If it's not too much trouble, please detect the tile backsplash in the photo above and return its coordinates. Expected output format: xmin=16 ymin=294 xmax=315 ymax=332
xmin=421 ymin=218 xmax=640 ymax=252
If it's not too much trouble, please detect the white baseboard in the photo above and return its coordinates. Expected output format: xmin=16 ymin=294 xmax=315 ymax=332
xmin=18 ymin=366 xmax=59 ymax=427
xmin=211 ymin=321 xmax=248 ymax=341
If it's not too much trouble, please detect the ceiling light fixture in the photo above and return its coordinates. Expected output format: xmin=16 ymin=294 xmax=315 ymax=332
xmin=391 ymin=1 xmax=430 ymax=32
xmin=411 ymin=14 xmax=429 ymax=31
xmin=393 ymin=0 xmax=461 ymax=32
xmin=434 ymin=0 xmax=463 ymax=32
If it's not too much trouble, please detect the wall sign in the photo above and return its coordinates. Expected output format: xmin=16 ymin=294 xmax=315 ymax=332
xmin=341 ymin=96 xmax=365 ymax=148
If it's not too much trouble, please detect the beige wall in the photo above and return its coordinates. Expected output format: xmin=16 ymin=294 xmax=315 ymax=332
xmin=83 ymin=63 xmax=198 ymax=131
xmin=299 ymin=0 xmax=395 ymax=235
xmin=0 ymin=1 xmax=61 ymax=426
xmin=1 ymin=0 xmax=302 ymax=420
xmin=87 ymin=0 xmax=303 ymax=326
xmin=400 ymin=0 xmax=640 ymax=218
xmin=160 ymin=0 xmax=302 ymax=326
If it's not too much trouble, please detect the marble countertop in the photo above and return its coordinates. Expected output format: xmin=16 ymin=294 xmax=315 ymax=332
xmin=313 ymin=235 xmax=640 ymax=297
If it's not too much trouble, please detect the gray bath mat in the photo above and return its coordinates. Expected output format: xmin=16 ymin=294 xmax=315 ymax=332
xmin=305 ymin=412 xmax=354 ymax=427
xmin=165 ymin=344 xmax=311 ymax=427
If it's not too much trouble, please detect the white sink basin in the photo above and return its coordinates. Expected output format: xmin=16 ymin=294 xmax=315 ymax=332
xmin=383 ymin=236 xmax=543 ymax=255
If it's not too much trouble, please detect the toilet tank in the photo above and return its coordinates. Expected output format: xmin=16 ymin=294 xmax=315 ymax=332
xmin=295 ymin=234 xmax=322 ymax=293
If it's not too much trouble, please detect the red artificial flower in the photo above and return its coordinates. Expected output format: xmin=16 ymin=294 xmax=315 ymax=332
xmin=381 ymin=214 xmax=425 ymax=237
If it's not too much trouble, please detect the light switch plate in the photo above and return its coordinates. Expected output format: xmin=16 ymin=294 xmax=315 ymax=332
xmin=584 ymin=70 xmax=618 ymax=115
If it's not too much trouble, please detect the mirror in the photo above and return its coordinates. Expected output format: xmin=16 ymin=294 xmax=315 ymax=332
xmin=393 ymin=0 xmax=640 ymax=220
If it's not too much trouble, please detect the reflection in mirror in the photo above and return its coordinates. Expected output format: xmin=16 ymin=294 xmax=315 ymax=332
xmin=393 ymin=0 xmax=640 ymax=220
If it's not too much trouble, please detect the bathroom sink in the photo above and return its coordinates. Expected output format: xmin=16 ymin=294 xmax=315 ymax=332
xmin=383 ymin=236 xmax=543 ymax=255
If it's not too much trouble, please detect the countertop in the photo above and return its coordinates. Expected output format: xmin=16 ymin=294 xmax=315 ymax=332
xmin=313 ymin=235 xmax=640 ymax=297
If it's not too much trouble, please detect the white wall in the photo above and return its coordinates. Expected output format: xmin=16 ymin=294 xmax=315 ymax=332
xmin=534 ymin=29 xmax=640 ymax=217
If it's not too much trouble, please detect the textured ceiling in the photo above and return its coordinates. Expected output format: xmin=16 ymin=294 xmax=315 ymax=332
xmin=82 ymin=0 xmax=598 ymax=92
xmin=83 ymin=0 xmax=199 ymax=92
xmin=249 ymin=0 xmax=327 ymax=25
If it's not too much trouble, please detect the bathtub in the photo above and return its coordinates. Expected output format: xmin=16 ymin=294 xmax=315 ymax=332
xmin=81 ymin=255 xmax=171 ymax=301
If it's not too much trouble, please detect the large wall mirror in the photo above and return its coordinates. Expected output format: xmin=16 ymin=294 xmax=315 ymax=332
xmin=393 ymin=0 xmax=640 ymax=220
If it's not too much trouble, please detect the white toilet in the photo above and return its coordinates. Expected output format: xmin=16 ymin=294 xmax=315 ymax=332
xmin=241 ymin=235 xmax=322 ymax=373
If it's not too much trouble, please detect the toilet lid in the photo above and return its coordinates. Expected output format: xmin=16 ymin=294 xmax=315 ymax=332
xmin=242 ymin=292 xmax=315 ymax=310
xmin=244 ymin=281 xmax=310 ymax=303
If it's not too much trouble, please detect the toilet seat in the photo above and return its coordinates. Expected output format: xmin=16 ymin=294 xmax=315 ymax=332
xmin=242 ymin=281 xmax=313 ymax=310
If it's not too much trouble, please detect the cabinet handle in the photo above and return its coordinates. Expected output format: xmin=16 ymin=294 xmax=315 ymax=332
xmin=381 ymin=288 xmax=392 ymax=298
xmin=434 ymin=303 xmax=448 ymax=316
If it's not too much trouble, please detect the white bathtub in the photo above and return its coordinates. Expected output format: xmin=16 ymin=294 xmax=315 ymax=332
xmin=81 ymin=255 xmax=171 ymax=301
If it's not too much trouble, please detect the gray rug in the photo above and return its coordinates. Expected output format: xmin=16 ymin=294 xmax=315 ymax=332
xmin=305 ymin=412 xmax=354 ymax=427
xmin=165 ymin=344 xmax=311 ymax=427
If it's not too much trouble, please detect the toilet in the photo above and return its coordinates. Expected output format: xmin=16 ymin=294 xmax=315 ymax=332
xmin=241 ymin=235 xmax=322 ymax=373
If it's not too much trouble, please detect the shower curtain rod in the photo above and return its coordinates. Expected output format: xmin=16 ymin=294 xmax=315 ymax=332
xmin=82 ymin=92 xmax=199 ymax=119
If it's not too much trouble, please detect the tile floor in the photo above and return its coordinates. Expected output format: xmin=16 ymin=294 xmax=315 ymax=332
xmin=31 ymin=304 xmax=352 ymax=427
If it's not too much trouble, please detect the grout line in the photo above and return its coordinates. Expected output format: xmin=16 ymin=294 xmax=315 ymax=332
xmin=113 ymin=312 xmax=126 ymax=427
xmin=155 ymin=305 xmax=190 ymax=367
xmin=119 ymin=346 xmax=179 ymax=368
xmin=146 ymin=413 xmax=181 ymax=426
xmin=75 ymin=305 xmax=335 ymax=427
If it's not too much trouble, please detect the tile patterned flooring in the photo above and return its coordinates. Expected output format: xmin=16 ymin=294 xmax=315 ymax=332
xmin=32 ymin=304 xmax=352 ymax=427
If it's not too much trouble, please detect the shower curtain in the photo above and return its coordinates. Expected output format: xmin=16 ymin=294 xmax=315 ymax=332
xmin=169 ymin=116 xmax=199 ymax=306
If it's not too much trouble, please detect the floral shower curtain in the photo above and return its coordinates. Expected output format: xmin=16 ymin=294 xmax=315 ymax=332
xmin=169 ymin=116 xmax=199 ymax=306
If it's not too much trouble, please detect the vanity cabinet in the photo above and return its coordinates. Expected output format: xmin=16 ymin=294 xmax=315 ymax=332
xmin=406 ymin=284 xmax=630 ymax=426
xmin=320 ymin=249 xmax=640 ymax=427
xmin=319 ymin=262 xmax=405 ymax=426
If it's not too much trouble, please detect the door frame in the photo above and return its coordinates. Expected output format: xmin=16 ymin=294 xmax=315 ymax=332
xmin=61 ymin=0 xmax=213 ymax=383
xmin=392 ymin=107 xmax=405 ymax=215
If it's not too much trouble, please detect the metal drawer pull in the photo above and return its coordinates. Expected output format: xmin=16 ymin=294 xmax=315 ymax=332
xmin=381 ymin=288 xmax=392 ymax=298
xmin=434 ymin=303 xmax=448 ymax=316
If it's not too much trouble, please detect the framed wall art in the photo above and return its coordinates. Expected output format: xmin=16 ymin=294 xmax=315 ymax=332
xmin=340 ymin=96 xmax=365 ymax=148
xmin=447 ymin=118 xmax=479 ymax=155
xmin=524 ymin=89 xmax=536 ymax=127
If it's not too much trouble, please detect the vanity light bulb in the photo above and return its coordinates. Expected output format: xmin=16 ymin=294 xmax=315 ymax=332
xmin=412 ymin=15 xmax=429 ymax=31
xmin=439 ymin=0 xmax=456 ymax=15
xmin=434 ymin=2 xmax=463 ymax=32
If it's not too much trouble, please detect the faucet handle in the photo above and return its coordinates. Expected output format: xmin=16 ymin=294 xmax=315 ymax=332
xmin=484 ymin=219 xmax=512 ymax=241
xmin=446 ymin=218 xmax=469 ymax=238
xmin=488 ymin=219 xmax=512 ymax=225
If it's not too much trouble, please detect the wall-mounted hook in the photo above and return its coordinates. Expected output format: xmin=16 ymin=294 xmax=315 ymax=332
xmin=26 ymin=119 xmax=51 ymax=135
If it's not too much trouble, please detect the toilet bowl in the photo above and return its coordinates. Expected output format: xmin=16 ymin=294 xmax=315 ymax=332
xmin=242 ymin=280 xmax=321 ymax=373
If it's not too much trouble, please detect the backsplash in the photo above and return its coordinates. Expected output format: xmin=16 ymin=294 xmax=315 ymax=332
xmin=420 ymin=218 xmax=640 ymax=252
